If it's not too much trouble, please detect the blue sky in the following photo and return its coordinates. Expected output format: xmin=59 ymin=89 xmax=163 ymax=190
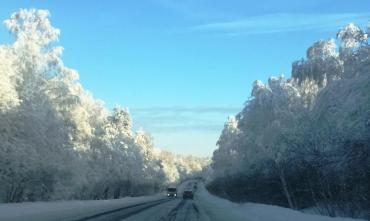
xmin=1 ymin=0 xmax=369 ymax=156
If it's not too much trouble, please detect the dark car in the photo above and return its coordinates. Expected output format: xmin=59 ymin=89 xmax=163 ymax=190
xmin=182 ymin=190 xmax=194 ymax=199
xmin=167 ymin=187 xmax=177 ymax=197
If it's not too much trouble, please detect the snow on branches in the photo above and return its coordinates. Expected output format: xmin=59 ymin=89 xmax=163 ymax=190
xmin=0 ymin=9 xmax=207 ymax=202
xmin=209 ymin=21 xmax=370 ymax=217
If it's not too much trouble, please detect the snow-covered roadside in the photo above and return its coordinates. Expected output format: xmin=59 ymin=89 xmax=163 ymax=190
xmin=197 ymin=183 xmax=366 ymax=221
xmin=0 ymin=194 xmax=165 ymax=221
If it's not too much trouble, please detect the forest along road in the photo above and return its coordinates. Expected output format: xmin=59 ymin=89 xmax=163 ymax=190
xmin=67 ymin=180 xmax=244 ymax=221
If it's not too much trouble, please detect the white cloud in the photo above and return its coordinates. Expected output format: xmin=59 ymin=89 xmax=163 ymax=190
xmin=131 ymin=106 xmax=240 ymax=114
xmin=130 ymin=106 xmax=240 ymax=133
xmin=191 ymin=13 xmax=370 ymax=36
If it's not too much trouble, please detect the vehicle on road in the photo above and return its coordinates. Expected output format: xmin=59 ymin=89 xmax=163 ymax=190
xmin=167 ymin=187 xmax=177 ymax=198
xmin=182 ymin=190 xmax=194 ymax=199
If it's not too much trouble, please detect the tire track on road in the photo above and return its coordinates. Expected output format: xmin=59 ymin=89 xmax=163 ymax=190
xmin=68 ymin=198 xmax=172 ymax=221
xmin=158 ymin=199 xmax=185 ymax=221
xmin=158 ymin=200 xmax=200 ymax=221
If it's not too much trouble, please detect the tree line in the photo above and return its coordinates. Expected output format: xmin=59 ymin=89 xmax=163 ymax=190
xmin=0 ymin=9 xmax=208 ymax=203
xmin=207 ymin=22 xmax=370 ymax=219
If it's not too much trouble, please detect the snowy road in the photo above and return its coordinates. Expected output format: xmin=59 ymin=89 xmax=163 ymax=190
xmin=70 ymin=180 xmax=241 ymax=221
xmin=124 ymin=197 xmax=201 ymax=221
xmin=0 ymin=180 xmax=365 ymax=221
xmin=64 ymin=180 xmax=367 ymax=221
xmin=68 ymin=198 xmax=174 ymax=221
xmin=70 ymin=180 xmax=219 ymax=221
xmin=48 ymin=180 xmax=242 ymax=221
xmin=123 ymin=181 xmax=212 ymax=221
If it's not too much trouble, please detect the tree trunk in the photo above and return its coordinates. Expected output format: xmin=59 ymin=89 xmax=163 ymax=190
xmin=279 ymin=168 xmax=295 ymax=209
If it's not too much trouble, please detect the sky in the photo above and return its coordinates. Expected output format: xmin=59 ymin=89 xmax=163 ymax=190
xmin=0 ymin=0 xmax=369 ymax=156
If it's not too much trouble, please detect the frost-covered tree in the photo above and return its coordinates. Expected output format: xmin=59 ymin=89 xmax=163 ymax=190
xmin=337 ymin=23 xmax=368 ymax=56
xmin=0 ymin=8 xmax=208 ymax=203
xmin=0 ymin=9 xmax=74 ymax=202
xmin=209 ymin=21 xmax=370 ymax=218
xmin=292 ymin=39 xmax=343 ymax=86
xmin=156 ymin=150 xmax=180 ymax=184
xmin=0 ymin=46 xmax=19 ymax=111
xmin=212 ymin=116 xmax=239 ymax=178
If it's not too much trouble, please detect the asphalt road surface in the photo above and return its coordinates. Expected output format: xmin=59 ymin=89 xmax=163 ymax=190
xmin=67 ymin=180 xmax=237 ymax=221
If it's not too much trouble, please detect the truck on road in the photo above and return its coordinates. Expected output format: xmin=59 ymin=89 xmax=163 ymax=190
xmin=167 ymin=187 xmax=177 ymax=198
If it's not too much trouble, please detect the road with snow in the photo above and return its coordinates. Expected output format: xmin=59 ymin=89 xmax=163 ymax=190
xmin=122 ymin=180 xmax=224 ymax=221
xmin=67 ymin=180 xmax=237 ymax=221
xmin=0 ymin=180 xmax=365 ymax=221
